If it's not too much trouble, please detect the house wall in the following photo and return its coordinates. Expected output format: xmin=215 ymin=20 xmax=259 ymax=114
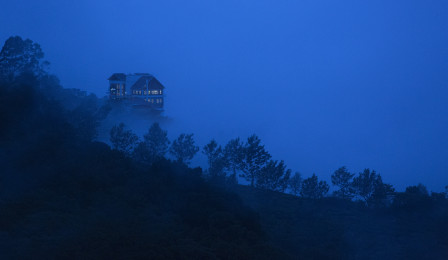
xmin=108 ymin=73 xmax=165 ymax=111
xmin=109 ymin=80 xmax=126 ymax=98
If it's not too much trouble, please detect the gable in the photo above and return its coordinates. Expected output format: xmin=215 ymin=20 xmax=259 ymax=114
xmin=131 ymin=75 xmax=165 ymax=90
xmin=108 ymin=73 xmax=126 ymax=81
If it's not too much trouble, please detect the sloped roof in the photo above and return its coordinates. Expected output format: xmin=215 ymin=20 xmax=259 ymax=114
xmin=131 ymin=75 xmax=165 ymax=90
xmin=108 ymin=73 xmax=126 ymax=81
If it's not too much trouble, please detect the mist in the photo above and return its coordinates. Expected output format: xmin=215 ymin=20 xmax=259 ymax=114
xmin=2 ymin=1 xmax=448 ymax=190
xmin=3 ymin=1 xmax=448 ymax=258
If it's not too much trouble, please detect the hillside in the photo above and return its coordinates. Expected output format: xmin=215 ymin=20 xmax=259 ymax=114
xmin=0 ymin=38 xmax=447 ymax=259
xmin=234 ymin=185 xmax=448 ymax=259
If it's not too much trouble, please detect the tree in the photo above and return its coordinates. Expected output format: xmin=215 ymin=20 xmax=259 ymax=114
xmin=371 ymin=175 xmax=395 ymax=207
xmin=408 ymin=183 xmax=428 ymax=196
xmin=240 ymin=134 xmax=271 ymax=187
xmin=134 ymin=122 xmax=169 ymax=164
xmin=169 ymin=133 xmax=199 ymax=165
xmin=331 ymin=166 xmax=355 ymax=199
xmin=351 ymin=169 xmax=377 ymax=204
xmin=0 ymin=36 xmax=48 ymax=81
xmin=351 ymin=169 xmax=394 ymax=206
xmin=289 ymin=172 xmax=302 ymax=196
xmin=223 ymin=137 xmax=244 ymax=183
xmin=393 ymin=184 xmax=430 ymax=209
xmin=300 ymin=174 xmax=329 ymax=199
xmin=109 ymin=123 xmax=139 ymax=156
xmin=256 ymin=160 xmax=291 ymax=192
xmin=203 ymin=139 xmax=227 ymax=178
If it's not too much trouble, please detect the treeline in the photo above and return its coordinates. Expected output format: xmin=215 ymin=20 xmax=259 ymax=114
xmin=109 ymin=122 xmax=448 ymax=209
xmin=2 ymin=35 xmax=445 ymax=209
xmin=107 ymin=122 xmax=448 ymax=258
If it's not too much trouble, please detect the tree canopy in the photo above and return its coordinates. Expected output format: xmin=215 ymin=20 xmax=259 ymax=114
xmin=134 ymin=122 xmax=170 ymax=164
xmin=203 ymin=139 xmax=227 ymax=178
xmin=351 ymin=169 xmax=395 ymax=206
xmin=110 ymin=123 xmax=139 ymax=156
xmin=256 ymin=160 xmax=291 ymax=192
xmin=0 ymin=36 xmax=48 ymax=81
xmin=240 ymin=134 xmax=271 ymax=187
xmin=300 ymin=174 xmax=329 ymax=199
xmin=289 ymin=172 xmax=302 ymax=196
xmin=170 ymin=133 xmax=199 ymax=165
xmin=224 ymin=137 xmax=244 ymax=179
xmin=331 ymin=166 xmax=355 ymax=199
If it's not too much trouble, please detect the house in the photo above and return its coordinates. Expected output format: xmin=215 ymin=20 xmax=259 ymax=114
xmin=108 ymin=73 xmax=165 ymax=111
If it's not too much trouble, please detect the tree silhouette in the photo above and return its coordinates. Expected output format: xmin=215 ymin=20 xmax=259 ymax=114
xmin=300 ymin=174 xmax=329 ymax=199
xmin=110 ymin=123 xmax=139 ymax=156
xmin=352 ymin=169 xmax=394 ymax=206
xmin=393 ymin=184 xmax=430 ymax=209
xmin=0 ymin=36 xmax=48 ymax=81
xmin=331 ymin=166 xmax=355 ymax=199
xmin=203 ymin=139 xmax=227 ymax=177
xmin=351 ymin=169 xmax=377 ymax=204
xmin=224 ymin=137 xmax=244 ymax=183
xmin=371 ymin=175 xmax=395 ymax=207
xmin=240 ymin=134 xmax=271 ymax=187
xmin=289 ymin=172 xmax=302 ymax=196
xmin=169 ymin=133 xmax=199 ymax=165
xmin=134 ymin=122 xmax=169 ymax=164
xmin=256 ymin=160 xmax=291 ymax=192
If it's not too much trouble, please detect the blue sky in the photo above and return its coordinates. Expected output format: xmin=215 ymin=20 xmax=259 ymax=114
xmin=2 ymin=0 xmax=448 ymax=190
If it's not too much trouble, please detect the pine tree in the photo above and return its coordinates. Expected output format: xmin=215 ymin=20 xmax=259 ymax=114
xmin=134 ymin=122 xmax=169 ymax=164
xmin=289 ymin=172 xmax=302 ymax=196
xmin=203 ymin=139 xmax=227 ymax=178
xmin=240 ymin=134 xmax=271 ymax=187
xmin=256 ymin=160 xmax=291 ymax=192
xmin=331 ymin=166 xmax=355 ymax=199
xmin=110 ymin=123 xmax=139 ymax=156
xmin=351 ymin=169 xmax=394 ymax=206
xmin=170 ymin=133 xmax=199 ymax=165
xmin=351 ymin=169 xmax=377 ymax=204
xmin=223 ymin=137 xmax=244 ymax=183
xmin=300 ymin=174 xmax=329 ymax=199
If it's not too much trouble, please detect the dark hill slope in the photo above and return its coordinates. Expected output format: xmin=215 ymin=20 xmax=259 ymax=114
xmin=0 ymin=78 xmax=286 ymax=259
xmin=234 ymin=185 xmax=448 ymax=259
